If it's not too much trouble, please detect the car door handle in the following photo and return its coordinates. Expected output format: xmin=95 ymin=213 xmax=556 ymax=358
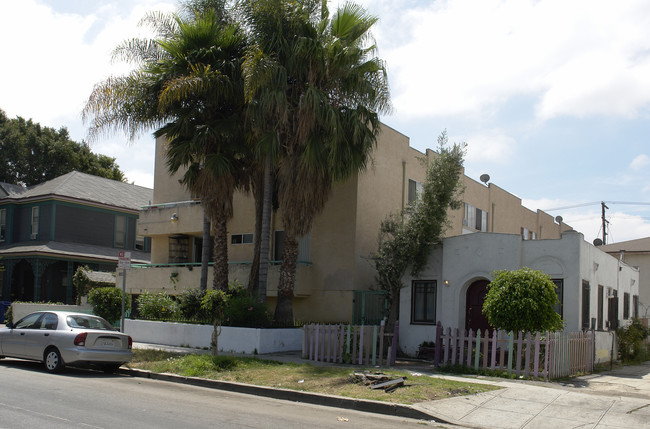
xmin=44 ymin=333 xmax=50 ymax=336
xmin=20 ymin=332 xmax=25 ymax=336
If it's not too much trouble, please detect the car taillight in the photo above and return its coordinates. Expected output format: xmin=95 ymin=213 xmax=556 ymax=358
xmin=74 ymin=332 xmax=87 ymax=346
xmin=128 ymin=336 xmax=133 ymax=349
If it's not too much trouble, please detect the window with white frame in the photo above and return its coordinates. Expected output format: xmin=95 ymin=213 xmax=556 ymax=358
xmin=463 ymin=203 xmax=488 ymax=232
xmin=552 ymin=279 xmax=564 ymax=318
xmin=115 ymin=215 xmax=126 ymax=248
xmin=408 ymin=179 xmax=423 ymax=205
xmin=411 ymin=280 xmax=436 ymax=324
xmin=0 ymin=208 xmax=6 ymax=242
xmin=31 ymin=206 xmax=39 ymax=239
xmin=231 ymin=233 xmax=253 ymax=244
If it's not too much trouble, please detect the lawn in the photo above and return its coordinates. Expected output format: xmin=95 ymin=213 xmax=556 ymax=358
xmin=127 ymin=349 xmax=499 ymax=405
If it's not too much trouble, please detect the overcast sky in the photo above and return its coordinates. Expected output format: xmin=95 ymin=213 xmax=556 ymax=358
xmin=2 ymin=0 xmax=650 ymax=244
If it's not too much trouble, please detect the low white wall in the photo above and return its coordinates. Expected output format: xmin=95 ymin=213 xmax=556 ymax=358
xmin=124 ymin=319 xmax=302 ymax=354
xmin=11 ymin=303 xmax=94 ymax=322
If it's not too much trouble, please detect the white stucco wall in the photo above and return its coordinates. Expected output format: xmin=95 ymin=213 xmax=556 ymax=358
xmin=124 ymin=319 xmax=302 ymax=354
xmin=399 ymin=231 xmax=639 ymax=356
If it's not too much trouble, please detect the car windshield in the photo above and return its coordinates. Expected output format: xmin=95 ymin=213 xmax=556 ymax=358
xmin=66 ymin=315 xmax=114 ymax=331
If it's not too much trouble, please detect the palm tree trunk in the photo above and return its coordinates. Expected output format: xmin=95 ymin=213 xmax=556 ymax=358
xmin=274 ymin=233 xmax=298 ymax=324
xmin=200 ymin=211 xmax=210 ymax=292
xmin=247 ymin=172 xmax=263 ymax=296
xmin=257 ymin=156 xmax=273 ymax=302
xmin=212 ymin=217 xmax=229 ymax=291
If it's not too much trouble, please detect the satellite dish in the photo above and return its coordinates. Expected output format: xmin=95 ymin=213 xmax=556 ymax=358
xmin=593 ymin=238 xmax=603 ymax=246
xmin=555 ymin=216 xmax=563 ymax=223
xmin=479 ymin=174 xmax=490 ymax=185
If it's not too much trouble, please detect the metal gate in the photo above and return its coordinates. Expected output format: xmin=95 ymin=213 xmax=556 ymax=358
xmin=352 ymin=290 xmax=388 ymax=325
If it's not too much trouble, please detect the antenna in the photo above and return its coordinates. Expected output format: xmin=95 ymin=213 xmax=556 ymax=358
xmin=593 ymin=238 xmax=603 ymax=246
xmin=555 ymin=216 xmax=563 ymax=224
xmin=479 ymin=174 xmax=490 ymax=185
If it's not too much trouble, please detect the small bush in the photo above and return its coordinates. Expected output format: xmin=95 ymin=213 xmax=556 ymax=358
xmin=88 ymin=287 xmax=130 ymax=325
xmin=137 ymin=291 xmax=181 ymax=320
xmin=617 ymin=318 xmax=650 ymax=362
xmin=178 ymin=289 xmax=208 ymax=321
xmin=224 ymin=294 xmax=271 ymax=327
xmin=3 ymin=305 xmax=13 ymax=324
xmin=201 ymin=289 xmax=229 ymax=322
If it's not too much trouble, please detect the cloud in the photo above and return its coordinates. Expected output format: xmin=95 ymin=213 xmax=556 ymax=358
xmin=358 ymin=0 xmax=650 ymax=122
xmin=630 ymin=154 xmax=650 ymax=170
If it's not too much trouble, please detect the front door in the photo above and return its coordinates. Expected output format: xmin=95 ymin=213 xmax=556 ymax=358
xmin=465 ymin=280 xmax=493 ymax=333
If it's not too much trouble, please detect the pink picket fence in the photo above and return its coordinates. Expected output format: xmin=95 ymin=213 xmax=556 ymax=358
xmin=302 ymin=322 xmax=399 ymax=366
xmin=433 ymin=322 xmax=594 ymax=380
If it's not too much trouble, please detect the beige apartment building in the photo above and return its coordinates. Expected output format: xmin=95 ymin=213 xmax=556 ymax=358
xmin=131 ymin=123 xmax=572 ymax=322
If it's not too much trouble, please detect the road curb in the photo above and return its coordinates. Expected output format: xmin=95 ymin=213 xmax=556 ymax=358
xmin=121 ymin=368 xmax=449 ymax=423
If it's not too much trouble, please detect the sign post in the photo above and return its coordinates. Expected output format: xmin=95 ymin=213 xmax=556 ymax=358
xmin=118 ymin=251 xmax=131 ymax=332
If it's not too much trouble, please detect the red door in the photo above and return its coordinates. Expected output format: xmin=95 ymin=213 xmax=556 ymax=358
xmin=465 ymin=280 xmax=493 ymax=333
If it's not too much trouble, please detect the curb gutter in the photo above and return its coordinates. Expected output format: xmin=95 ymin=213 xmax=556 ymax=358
xmin=121 ymin=368 xmax=449 ymax=424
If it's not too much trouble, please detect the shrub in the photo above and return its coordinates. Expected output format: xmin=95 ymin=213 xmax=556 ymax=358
xmin=3 ymin=305 xmax=13 ymax=324
xmin=224 ymin=294 xmax=271 ymax=327
xmin=178 ymin=289 xmax=208 ymax=321
xmin=617 ymin=318 xmax=650 ymax=362
xmin=88 ymin=287 xmax=129 ymax=325
xmin=483 ymin=268 xmax=563 ymax=333
xmin=137 ymin=291 xmax=181 ymax=320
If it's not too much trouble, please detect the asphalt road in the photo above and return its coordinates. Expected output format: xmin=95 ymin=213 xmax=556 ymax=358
xmin=0 ymin=359 xmax=441 ymax=429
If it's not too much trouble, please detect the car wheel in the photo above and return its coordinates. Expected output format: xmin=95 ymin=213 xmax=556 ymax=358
xmin=102 ymin=364 xmax=121 ymax=374
xmin=44 ymin=347 xmax=64 ymax=373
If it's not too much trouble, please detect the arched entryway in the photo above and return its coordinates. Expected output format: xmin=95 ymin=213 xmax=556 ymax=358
xmin=465 ymin=279 xmax=493 ymax=332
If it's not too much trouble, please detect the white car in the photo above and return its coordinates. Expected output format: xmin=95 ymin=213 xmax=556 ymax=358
xmin=0 ymin=311 xmax=133 ymax=373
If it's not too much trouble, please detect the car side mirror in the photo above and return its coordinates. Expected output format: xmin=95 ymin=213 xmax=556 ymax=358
xmin=5 ymin=322 xmax=13 ymax=329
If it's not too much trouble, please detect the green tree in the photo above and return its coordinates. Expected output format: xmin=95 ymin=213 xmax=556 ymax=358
xmin=88 ymin=287 xmax=130 ymax=325
xmin=201 ymin=288 xmax=229 ymax=355
xmin=241 ymin=0 xmax=391 ymax=323
xmin=372 ymin=132 xmax=465 ymax=328
xmin=83 ymin=1 xmax=249 ymax=291
xmin=482 ymin=268 xmax=564 ymax=333
xmin=0 ymin=109 xmax=125 ymax=186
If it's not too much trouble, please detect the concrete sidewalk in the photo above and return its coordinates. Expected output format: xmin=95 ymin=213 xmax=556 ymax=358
xmin=132 ymin=343 xmax=650 ymax=428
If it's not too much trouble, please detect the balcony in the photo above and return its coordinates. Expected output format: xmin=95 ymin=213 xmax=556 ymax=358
xmin=138 ymin=201 xmax=203 ymax=236
xmin=120 ymin=261 xmax=312 ymax=297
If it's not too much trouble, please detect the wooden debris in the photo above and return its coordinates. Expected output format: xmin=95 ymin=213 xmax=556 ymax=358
xmin=349 ymin=371 xmax=408 ymax=392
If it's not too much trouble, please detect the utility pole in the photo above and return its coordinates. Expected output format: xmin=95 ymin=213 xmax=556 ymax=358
xmin=601 ymin=201 xmax=609 ymax=245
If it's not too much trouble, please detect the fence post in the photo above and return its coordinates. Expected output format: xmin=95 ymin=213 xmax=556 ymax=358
xmin=372 ymin=325 xmax=378 ymax=366
xmin=434 ymin=321 xmax=443 ymax=367
xmin=474 ymin=329 xmax=481 ymax=370
xmin=390 ymin=321 xmax=399 ymax=366
xmin=533 ymin=332 xmax=541 ymax=378
xmin=491 ymin=330 xmax=498 ymax=370
xmin=507 ymin=331 xmax=514 ymax=375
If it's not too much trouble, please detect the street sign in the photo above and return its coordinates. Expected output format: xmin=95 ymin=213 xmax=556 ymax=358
xmin=118 ymin=251 xmax=131 ymax=269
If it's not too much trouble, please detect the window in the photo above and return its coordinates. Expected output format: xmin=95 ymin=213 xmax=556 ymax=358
xmin=135 ymin=235 xmax=146 ymax=251
xmin=624 ymin=293 xmax=630 ymax=319
xmin=115 ymin=215 xmax=126 ymax=248
xmin=31 ymin=206 xmax=39 ymax=239
xmin=231 ymin=233 xmax=254 ymax=245
xmin=0 ymin=208 xmax=6 ymax=242
xmin=408 ymin=179 xmax=423 ymax=205
xmin=464 ymin=203 xmax=488 ymax=232
xmin=411 ymin=280 xmax=436 ymax=324
xmin=169 ymin=235 xmax=189 ymax=263
xmin=552 ymin=279 xmax=563 ymax=318
xmin=581 ymin=281 xmax=590 ymax=330
xmin=633 ymin=295 xmax=639 ymax=318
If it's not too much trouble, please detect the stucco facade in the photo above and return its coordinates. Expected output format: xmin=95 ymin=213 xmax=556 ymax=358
xmin=134 ymin=123 xmax=573 ymax=323
xmin=399 ymin=231 xmax=640 ymax=356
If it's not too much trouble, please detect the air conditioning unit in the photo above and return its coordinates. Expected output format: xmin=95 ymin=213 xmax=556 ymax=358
xmin=30 ymin=233 xmax=38 ymax=240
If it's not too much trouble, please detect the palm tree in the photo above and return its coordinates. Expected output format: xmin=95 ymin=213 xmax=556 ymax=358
xmin=83 ymin=1 xmax=248 ymax=291
xmin=241 ymin=0 xmax=391 ymax=323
